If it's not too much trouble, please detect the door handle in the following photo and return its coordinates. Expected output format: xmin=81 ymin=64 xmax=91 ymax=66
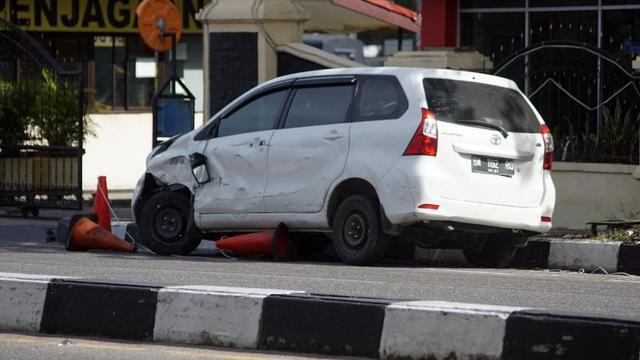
xmin=250 ymin=138 xmax=267 ymax=147
xmin=323 ymin=130 xmax=344 ymax=140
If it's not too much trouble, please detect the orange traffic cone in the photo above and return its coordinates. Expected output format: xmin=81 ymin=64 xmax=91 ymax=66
xmin=65 ymin=214 xmax=137 ymax=252
xmin=216 ymin=223 xmax=290 ymax=259
xmin=93 ymin=176 xmax=111 ymax=232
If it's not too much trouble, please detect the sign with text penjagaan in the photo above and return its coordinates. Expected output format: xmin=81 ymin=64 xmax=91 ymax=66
xmin=0 ymin=0 xmax=204 ymax=34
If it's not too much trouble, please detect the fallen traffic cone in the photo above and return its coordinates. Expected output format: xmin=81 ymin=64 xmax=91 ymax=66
xmin=93 ymin=176 xmax=111 ymax=232
xmin=65 ymin=214 xmax=137 ymax=252
xmin=216 ymin=223 xmax=290 ymax=259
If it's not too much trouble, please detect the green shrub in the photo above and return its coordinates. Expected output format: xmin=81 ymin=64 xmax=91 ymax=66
xmin=0 ymin=70 xmax=91 ymax=147
xmin=554 ymin=99 xmax=640 ymax=164
xmin=0 ymin=81 xmax=36 ymax=145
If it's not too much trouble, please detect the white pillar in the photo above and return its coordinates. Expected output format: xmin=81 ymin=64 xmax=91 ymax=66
xmin=197 ymin=0 xmax=309 ymax=120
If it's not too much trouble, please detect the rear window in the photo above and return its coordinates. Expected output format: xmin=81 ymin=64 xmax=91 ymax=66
xmin=423 ymin=78 xmax=540 ymax=133
xmin=354 ymin=76 xmax=408 ymax=121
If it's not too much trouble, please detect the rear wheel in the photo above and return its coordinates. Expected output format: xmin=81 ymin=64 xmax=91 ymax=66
xmin=139 ymin=191 xmax=202 ymax=255
xmin=463 ymin=234 xmax=520 ymax=268
xmin=332 ymin=195 xmax=389 ymax=265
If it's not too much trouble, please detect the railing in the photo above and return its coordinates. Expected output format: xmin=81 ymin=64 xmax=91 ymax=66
xmin=0 ymin=146 xmax=83 ymax=210
xmin=0 ymin=18 xmax=84 ymax=212
xmin=493 ymin=41 xmax=640 ymax=165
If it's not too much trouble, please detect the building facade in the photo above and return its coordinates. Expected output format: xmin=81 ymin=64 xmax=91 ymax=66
xmin=0 ymin=0 xmax=418 ymax=194
xmin=422 ymin=0 xmax=640 ymax=165
xmin=1 ymin=1 xmax=638 ymax=229
xmin=0 ymin=0 xmax=206 ymax=112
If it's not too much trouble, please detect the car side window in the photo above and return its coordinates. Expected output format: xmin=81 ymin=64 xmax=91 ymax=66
xmin=354 ymin=76 xmax=408 ymax=121
xmin=217 ymin=89 xmax=288 ymax=138
xmin=283 ymin=85 xmax=353 ymax=129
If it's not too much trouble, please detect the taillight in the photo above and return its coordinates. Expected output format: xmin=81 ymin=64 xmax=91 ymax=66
xmin=418 ymin=203 xmax=440 ymax=210
xmin=540 ymin=124 xmax=554 ymax=170
xmin=404 ymin=108 xmax=438 ymax=156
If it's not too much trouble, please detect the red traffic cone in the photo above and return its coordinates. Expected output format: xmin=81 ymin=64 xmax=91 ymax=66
xmin=65 ymin=214 xmax=136 ymax=253
xmin=216 ymin=223 xmax=290 ymax=259
xmin=93 ymin=176 xmax=111 ymax=232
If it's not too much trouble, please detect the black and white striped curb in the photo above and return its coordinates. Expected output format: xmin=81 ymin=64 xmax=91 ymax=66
xmin=513 ymin=239 xmax=640 ymax=275
xmin=410 ymin=238 xmax=640 ymax=274
xmin=2 ymin=272 xmax=640 ymax=359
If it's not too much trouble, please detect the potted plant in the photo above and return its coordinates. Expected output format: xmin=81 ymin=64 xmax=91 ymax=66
xmin=1 ymin=70 xmax=92 ymax=194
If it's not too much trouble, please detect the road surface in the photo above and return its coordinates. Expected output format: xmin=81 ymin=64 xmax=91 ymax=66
xmin=1 ymin=209 xmax=639 ymax=318
xmin=0 ymin=333 xmax=349 ymax=360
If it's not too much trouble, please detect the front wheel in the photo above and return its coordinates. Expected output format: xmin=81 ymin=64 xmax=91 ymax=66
xmin=138 ymin=191 xmax=202 ymax=255
xmin=332 ymin=195 xmax=389 ymax=265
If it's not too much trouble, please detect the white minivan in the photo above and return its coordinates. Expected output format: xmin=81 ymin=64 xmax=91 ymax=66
xmin=132 ymin=67 xmax=555 ymax=266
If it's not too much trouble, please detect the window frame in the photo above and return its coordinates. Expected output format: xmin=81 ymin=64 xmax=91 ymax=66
xmin=90 ymin=35 xmax=156 ymax=113
xmin=422 ymin=77 xmax=541 ymax=133
xmin=276 ymin=75 xmax=357 ymax=129
xmin=194 ymin=80 xmax=293 ymax=140
xmin=352 ymin=75 xmax=409 ymax=122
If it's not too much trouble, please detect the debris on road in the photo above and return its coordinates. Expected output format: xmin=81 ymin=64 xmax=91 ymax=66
xmin=66 ymin=215 xmax=137 ymax=253
xmin=215 ymin=223 xmax=292 ymax=260
xmin=561 ymin=225 xmax=640 ymax=244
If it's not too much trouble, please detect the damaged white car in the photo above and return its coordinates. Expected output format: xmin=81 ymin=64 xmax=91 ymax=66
xmin=132 ymin=67 xmax=556 ymax=266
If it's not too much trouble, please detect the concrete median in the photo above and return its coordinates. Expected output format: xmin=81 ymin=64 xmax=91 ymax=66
xmin=411 ymin=238 xmax=640 ymax=275
xmin=1 ymin=272 xmax=639 ymax=359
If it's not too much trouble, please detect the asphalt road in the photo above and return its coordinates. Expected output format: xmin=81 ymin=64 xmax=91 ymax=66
xmin=1 ymin=208 xmax=640 ymax=318
xmin=0 ymin=333 xmax=349 ymax=360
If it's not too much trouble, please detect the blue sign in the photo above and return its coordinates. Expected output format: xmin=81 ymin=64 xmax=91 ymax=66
xmin=156 ymin=97 xmax=194 ymax=137
xmin=623 ymin=40 xmax=640 ymax=54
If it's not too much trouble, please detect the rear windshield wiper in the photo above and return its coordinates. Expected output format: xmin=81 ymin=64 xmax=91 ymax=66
xmin=457 ymin=120 xmax=509 ymax=138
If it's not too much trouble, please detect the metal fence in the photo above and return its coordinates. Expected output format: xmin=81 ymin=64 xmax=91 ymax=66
xmin=0 ymin=18 xmax=84 ymax=212
xmin=494 ymin=41 xmax=640 ymax=165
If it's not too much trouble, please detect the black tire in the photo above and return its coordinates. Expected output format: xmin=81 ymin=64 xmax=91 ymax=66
xmin=331 ymin=195 xmax=389 ymax=265
xmin=138 ymin=191 xmax=202 ymax=255
xmin=463 ymin=235 xmax=519 ymax=268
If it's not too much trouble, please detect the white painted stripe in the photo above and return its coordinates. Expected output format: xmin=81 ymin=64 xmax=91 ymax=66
xmin=153 ymin=286 xmax=304 ymax=349
xmin=0 ymin=273 xmax=60 ymax=281
xmin=548 ymin=240 xmax=620 ymax=273
xmin=162 ymin=285 xmax=304 ymax=296
xmin=379 ymin=301 xmax=527 ymax=360
xmin=0 ymin=278 xmax=49 ymax=333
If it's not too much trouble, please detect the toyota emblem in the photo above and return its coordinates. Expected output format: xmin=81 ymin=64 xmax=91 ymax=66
xmin=490 ymin=134 xmax=502 ymax=145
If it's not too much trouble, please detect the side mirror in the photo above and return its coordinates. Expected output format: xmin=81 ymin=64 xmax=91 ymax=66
xmin=189 ymin=152 xmax=210 ymax=184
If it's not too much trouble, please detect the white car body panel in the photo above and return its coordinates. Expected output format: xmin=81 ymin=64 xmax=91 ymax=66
xmin=433 ymin=128 xmax=544 ymax=208
xmin=147 ymin=135 xmax=197 ymax=193
xmin=194 ymin=130 xmax=273 ymax=214
xmin=198 ymin=212 xmax=328 ymax=231
xmin=264 ymin=123 xmax=350 ymax=213
xmin=135 ymin=67 xmax=556 ymax=235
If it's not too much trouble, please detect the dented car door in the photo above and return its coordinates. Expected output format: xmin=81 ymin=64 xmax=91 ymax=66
xmin=264 ymin=79 xmax=354 ymax=213
xmin=194 ymin=89 xmax=289 ymax=214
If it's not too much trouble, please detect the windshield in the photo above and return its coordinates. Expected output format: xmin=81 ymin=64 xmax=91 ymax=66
xmin=423 ymin=78 xmax=540 ymax=133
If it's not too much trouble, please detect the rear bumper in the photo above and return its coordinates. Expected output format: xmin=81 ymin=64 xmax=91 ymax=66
xmin=410 ymin=199 xmax=553 ymax=233
xmin=378 ymin=162 xmax=556 ymax=234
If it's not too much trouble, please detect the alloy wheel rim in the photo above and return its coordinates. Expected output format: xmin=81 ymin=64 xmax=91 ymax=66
xmin=343 ymin=212 xmax=369 ymax=250
xmin=154 ymin=207 xmax=184 ymax=242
